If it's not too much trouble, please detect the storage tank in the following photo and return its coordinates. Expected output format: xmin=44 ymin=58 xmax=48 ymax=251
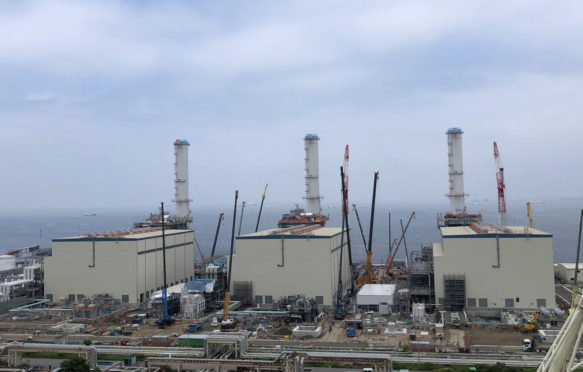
xmin=0 ymin=255 xmax=15 ymax=272
xmin=412 ymin=303 xmax=425 ymax=322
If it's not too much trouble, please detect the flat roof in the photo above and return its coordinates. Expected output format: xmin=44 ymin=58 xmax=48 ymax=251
xmin=53 ymin=229 xmax=192 ymax=242
xmin=440 ymin=225 xmax=551 ymax=238
xmin=557 ymin=263 xmax=583 ymax=270
xmin=238 ymin=226 xmax=342 ymax=240
xmin=358 ymin=284 xmax=396 ymax=296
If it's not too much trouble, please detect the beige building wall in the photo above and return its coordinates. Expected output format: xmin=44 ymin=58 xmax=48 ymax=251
xmin=45 ymin=230 xmax=195 ymax=303
xmin=231 ymin=227 xmax=351 ymax=306
xmin=433 ymin=228 xmax=555 ymax=310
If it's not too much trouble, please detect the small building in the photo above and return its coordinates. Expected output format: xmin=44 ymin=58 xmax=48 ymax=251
xmin=44 ymin=229 xmax=195 ymax=304
xmin=555 ymin=263 xmax=583 ymax=284
xmin=177 ymin=334 xmax=207 ymax=347
xmin=230 ymin=226 xmax=351 ymax=307
xmin=0 ymin=255 xmax=16 ymax=272
xmin=356 ymin=284 xmax=396 ymax=312
xmin=433 ymin=224 xmax=555 ymax=311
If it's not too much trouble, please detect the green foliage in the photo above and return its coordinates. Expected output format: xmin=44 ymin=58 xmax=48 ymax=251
xmin=60 ymin=355 xmax=91 ymax=372
xmin=391 ymin=362 xmax=540 ymax=372
xmin=83 ymin=339 xmax=92 ymax=346
xmin=22 ymin=352 xmax=78 ymax=359
xmin=98 ymin=353 xmax=147 ymax=362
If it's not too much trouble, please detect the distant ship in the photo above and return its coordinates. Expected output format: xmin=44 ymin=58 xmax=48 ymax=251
xmin=84 ymin=213 xmax=97 ymax=216
xmin=277 ymin=205 xmax=328 ymax=228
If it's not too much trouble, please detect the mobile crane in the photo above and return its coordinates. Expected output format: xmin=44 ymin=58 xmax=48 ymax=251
xmin=385 ymin=211 xmax=415 ymax=276
xmin=155 ymin=202 xmax=175 ymax=327
xmin=221 ymin=190 xmax=239 ymax=330
xmin=334 ymin=166 xmax=350 ymax=319
xmin=255 ymin=184 xmax=268 ymax=232
xmin=352 ymin=204 xmax=368 ymax=253
xmin=358 ymin=171 xmax=379 ymax=285
xmin=210 ymin=212 xmax=224 ymax=257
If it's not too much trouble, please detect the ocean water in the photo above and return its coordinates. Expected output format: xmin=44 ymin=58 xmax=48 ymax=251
xmin=1 ymin=199 xmax=582 ymax=264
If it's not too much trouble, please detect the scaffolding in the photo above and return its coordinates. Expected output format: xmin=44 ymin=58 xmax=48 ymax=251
xmin=443 ymin=274 xmax=466 ymax=311
xmin=408 ymin=247 xmax=435 ymax=309
xmin=233 ymin=281 xmax=253 ymax=307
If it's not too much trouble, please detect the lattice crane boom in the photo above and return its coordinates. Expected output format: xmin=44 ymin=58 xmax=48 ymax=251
xmin=493 ymin=141 xmax=506 ymax=226
xmin=342 ymin=145 xmax=349 ymax=214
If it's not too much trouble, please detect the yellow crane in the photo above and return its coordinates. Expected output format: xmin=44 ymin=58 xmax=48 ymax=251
xmin=527 ymin=202 xmax=534 ymax=229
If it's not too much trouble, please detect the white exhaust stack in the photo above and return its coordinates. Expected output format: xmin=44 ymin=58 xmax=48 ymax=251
xmin=173 ymin=139 xmax=192 ymax=221
xmin=446 ymin=128 xmax=467 ymax=214
xmin=303 ymin=134 xmax=322 ymax=216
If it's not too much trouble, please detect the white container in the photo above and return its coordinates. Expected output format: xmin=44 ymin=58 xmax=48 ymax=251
xmin=412 ymin=303 xmax=425 ymax=323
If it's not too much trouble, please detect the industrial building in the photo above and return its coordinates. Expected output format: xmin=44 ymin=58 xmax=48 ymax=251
xmin=555 ymin=263 xmax=583 ymax=284
xmin=356 ymin=284 xmax=396 ymax=314
xmin=432 ymin=127 xmax=555 ymax=312
xmin=44 ymin=229 xmax=195 ymax=304
xmin=433 ymin=224 xmax=555 ymax=311
xmin=230 ymin=226 xmax=351 ymax=307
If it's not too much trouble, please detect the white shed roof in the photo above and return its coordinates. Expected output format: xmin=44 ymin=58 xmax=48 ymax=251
xmin=358 ymin=284 xmax=396 ymax=296
xmin=357 ymin=284 xmax=396 ymax=306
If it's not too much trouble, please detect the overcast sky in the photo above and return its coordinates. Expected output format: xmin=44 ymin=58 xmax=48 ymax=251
xmin=1 ymin=1 xmax=582 ymax=212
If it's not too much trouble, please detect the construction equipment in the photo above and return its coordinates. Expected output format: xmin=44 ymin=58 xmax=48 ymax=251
xmin=155 ymin=202 xmax=175 ymax=327
xmin=187 ymin=323 xmax=203 ymax=333
xmin=524 ymin=313 xmax=538 ymax=332
xmin=385 ymin=211 xmax=415 ymax=276
xmin=237 ymin=201 xmax=246 ymax=237
xmin=493 ymin=142 xmax=507 ymax=226
xmin=255 ymin=184 xmax=268 ymax=232
xmin=334 ymin=212 xmax=346 ymax=319
xmin=334 ymin=166 xmax=350 ymax=319
xmin=193 ymin=234 xmax=206 ymax=266
xmin=340 ymin=166 xmax=354 ymax=291
xmin=388 ymin=212 xmax=393 ymax=258
xmin=358 ymin=171 xmax=379 ymax=285
xmin=221 ymin=190 xmax=239 ymax=330
xmin=352 ymin=204 xmax=368 ymax=254
xmin=342 ymin=145 xmax=349 ymax=214
xmin=210 ymin=212 xmax=224 ymax=257
xmin=523 ymin=336 xmax=549 ymax=352
xmin=571 ymin=208 xmax=583 ymax=312
xmin=400 ymin=219 xmax=410 ymax=269
xmin=527 ymin=202 xmax=534 ymax=229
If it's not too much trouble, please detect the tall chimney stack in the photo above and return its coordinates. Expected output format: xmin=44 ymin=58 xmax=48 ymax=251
xmin=303 ymin=134 xmax=322 ymax=216
xmin=173 ymin=139 xmax=191 ymax=223
xmin=445 ymin=128 xmax=467 ymax=214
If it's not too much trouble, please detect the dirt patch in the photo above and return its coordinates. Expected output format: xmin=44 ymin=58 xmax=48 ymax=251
xmin=465 ymin=327 xmax=533 ymax=346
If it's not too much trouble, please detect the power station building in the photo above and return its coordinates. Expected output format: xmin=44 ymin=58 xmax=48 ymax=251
xmin=44 ymin=229 xmax=195 ymax=304
xmin=433 ymin=225 xmax=555 ymax=311
xmin=230 ymin=226 xmax=351 ymax=307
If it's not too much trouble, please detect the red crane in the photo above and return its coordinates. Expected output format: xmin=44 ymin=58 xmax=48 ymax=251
xmin=493 ymin=142 xmax=506 ymax=226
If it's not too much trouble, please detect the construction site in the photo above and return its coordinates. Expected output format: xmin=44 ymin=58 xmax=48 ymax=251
xmin=0 ymin=132 xmax=582 ymax=372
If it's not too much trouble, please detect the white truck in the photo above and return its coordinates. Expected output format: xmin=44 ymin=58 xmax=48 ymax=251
xmin=523 ymin=336 xmax=551 ymax=352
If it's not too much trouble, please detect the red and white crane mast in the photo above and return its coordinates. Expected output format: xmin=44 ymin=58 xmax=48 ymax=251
xmin=493 ymin=141 xmax=506 ymax=226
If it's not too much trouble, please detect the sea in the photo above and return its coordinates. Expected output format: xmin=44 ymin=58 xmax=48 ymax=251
xmin=1 ymin=199 xmax=582 ymax=264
